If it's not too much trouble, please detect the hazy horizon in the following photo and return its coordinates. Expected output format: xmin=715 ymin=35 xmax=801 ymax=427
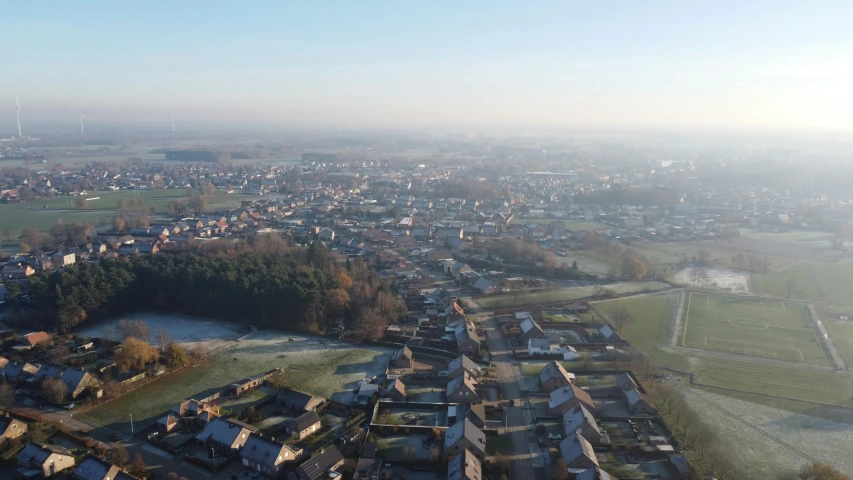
xmin=4 ymin=1 xmax=853 ymax=133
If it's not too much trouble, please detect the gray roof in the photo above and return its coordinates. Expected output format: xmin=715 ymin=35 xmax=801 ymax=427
xmin=240 ymin=433 xmax=298 ymax=468
xmin=292 ymin=410 xmax=321 ymax=432
xmin=444 ymin=418 xmax=486 ymax=453
xmin=276 ymin=388 xmax=325 ymax=410
xmin=73 ymin=454 xmax=122 ymax=480
xmin=472 ymin=277 xmax=495 ymax=291
xmin=563 ymin=405 xmax=600 ymax=438
xmin=18 ymin=442 xmax=72 ymax=466
xmin=539 ymin=360 xmax=572 ymax=385
xmin=549 ymin=384 xmax=594 ymax=410
xmin=59 ymin=367 xmax=89 ymax=391
xmin=448 ymin=355 xmax=481 ymax=377
xmin=296 ymin=445 xmax=344 ymax=480
xmin=528 ymin=337 xmax=551 ymax=350
xmin=357 ymin=383 xmax=380 ymax=398
xmin=559 ymin=431 xmax=598 ymax=467
xmin=520 ymin=317 xmax=543 ymax=335
xmin=448 ymin=449 xmax=482 ymax=480
xmin=195 ymin=417 xmax=257 ymax=447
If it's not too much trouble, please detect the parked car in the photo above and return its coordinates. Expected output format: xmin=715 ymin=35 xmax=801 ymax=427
xmin=438 ymin=371 xmax=449 ymax=377
xmin=547 ymin=433 xmax=562 ymax=441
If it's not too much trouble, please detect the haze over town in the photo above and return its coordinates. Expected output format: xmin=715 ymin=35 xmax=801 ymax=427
xmin=0 ymin=3 xmax=852 ymax=480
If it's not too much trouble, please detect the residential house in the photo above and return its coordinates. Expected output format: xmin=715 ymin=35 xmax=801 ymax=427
xmin=356 ymin=383 xmax=380 ymax=406
xmin=455 ymin=319 xmax=481 ymax=358
xmin=390 ymin=346 xmax=414 ymax=369
xmin=471 ymin=277 xmax=498 ymax=295
xmin=277 ymin=389 xmax=325 ymax=414
xmin=289 ymin=411 xmax=321 ymax=441
xmin=51 ymin=252 xmax=76 ymax=268
xmin=290 ymin=445 xmax=344 ymax=480
xmin=158 ymin=399 xmax=220 ymax=434
xmin=446 ymin=373 xmax=480 ymax=404
xmin=0 ymin=416 xmax=27 ymax=441
xmin=625 ymin=388 xmax=656 ymax=414
xmin=519 ymin=315 xmax=545 ymax=340
xmin=241 ymin=433 xmax=301 ymax=477
xmin=563 ymin=405 xmax=607 ymax=445
xmin=22 ymin=331 xmax=52 ymax=348
xmin=559 ymin=432 xmax=599 ymax=471
xmin=447 ymin=355 xmax=482 ymax=380
xmin=539 ymin=361 xmax=575 ymax=393
xmin=317 ymin=228 xmax=335 ymax=241
xmin=1 ymin=261 xmax=35 ymax=280
xmin=615 ymin=373 xmax=639 ymax=392
xmin=549 ymin=384 xmax=596 ymax=416
xmin=444 ymin=419 xmax=486 ymax=461
xmin=72 ymin=454 xmax=140 ymax=480
xmin=59 ymin=368 xmax=92 ymax=400
xmin=195 ymin=417 xmax=258 ymax=457
xmin=16 ymin=442 xmax=76 ymax=478
xmin=598 ymin=325 xmax=622 ymax=343
xmin=383 ymin=378 xmax=406 ymax=401
xmin=528 ymin=337 xmax=553 ymax=356
xmin=447 ymin=449 xmax=482 ymax=480
xmin=448 ymin=403 xmax=487 ymax=429
xmin=0 ymin=362 xmax=40 ymax=383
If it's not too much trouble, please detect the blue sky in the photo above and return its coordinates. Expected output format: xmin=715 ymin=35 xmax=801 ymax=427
xmin=3 ymin=1 xmax=853 ymax=130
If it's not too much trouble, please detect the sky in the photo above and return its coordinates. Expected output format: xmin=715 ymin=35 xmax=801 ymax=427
xmin=2 ymin=1 xmax=853 ymax=132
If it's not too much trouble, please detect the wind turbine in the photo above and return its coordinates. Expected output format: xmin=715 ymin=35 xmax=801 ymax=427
xmin=170 ymin=110 xmax=175 ymax=132
xmin=80 ymin=114 xmax=86 ymax=133
xmin=15 ymin=97 xmax=22 ymax=139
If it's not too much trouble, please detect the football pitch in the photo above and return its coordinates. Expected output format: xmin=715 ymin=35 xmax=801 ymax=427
xmin=681 ymin=292 xmax=830 ymax=366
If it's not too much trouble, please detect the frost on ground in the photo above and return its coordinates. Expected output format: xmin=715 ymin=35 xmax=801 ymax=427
xmin=75 ymin=312 xmax=244 ymax=354
xmin=681 ymin=387 xmax=853 ymax=477
xmin=80 ymin=327 xmax=391 ymax=432
xmin=673 ymin=268 xmax=750 ymax=292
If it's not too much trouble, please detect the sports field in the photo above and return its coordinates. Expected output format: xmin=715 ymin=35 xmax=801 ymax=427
xmin=681 ymin=293 xmax=829 ymax=366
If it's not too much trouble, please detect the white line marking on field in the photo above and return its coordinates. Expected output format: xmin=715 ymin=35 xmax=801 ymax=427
xmin=683 ymin=292 xmax=692 ymax=346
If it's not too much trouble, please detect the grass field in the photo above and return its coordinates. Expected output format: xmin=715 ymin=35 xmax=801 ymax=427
xmin=78 ymin=331 xmax=390 ymax=434
xmin=0 ymin=189 xmax=252 ymax=235
xmin=475 ymin=281 xmax=670 ymax=309
xmin=592 ymin=293 xmax=853 ymax=407
xmin=681 ymin=293 xmax=828 ymax=366
xmin=507 ymin=218 xmax=609 ymax=231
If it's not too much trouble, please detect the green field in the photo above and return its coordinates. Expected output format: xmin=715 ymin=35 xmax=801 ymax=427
xmin=0 ymin=190 xmax=251 ymax=235
xmin=507 ymin=218 xmax=609 ymax=231
xmin=681 ymin=293 xmax=828 ymax=366
xmin=592 ymin=293 xmax=853 ymax=407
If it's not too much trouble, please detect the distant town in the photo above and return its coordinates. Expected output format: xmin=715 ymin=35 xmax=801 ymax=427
xmin=0 ymin=132 xmax=852 ymax=480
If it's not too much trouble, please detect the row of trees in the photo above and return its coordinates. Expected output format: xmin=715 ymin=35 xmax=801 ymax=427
xmin=26 ymin=240 xmax=404 ymax=340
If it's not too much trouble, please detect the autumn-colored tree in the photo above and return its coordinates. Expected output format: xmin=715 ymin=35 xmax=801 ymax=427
xmin=337 ymin=271 xmax=353 ymax=290
xmin=798 ymin=463 xmax=851 ymax=480
xmin=164 ymin=343 xmax=189 ymax=369
xmin=353 ymin=307 xmax=389 ymax=341
xmin=75 ymin=196 xmax=88 ymax=210
xmin=131 ymin=453 xmax=146 ymax=476
xmin=117 ymin=319 xmax=151 ymax=342
xmin=112 ymin=444 xmax=129 ymax=466
xmin=115 ymin=337 xmax=159 ymax=371
xmin=42 ymin=378 xmax=68 ymax=404
xmin=189 ymin=194 xmax=207 ymax=214
xmin=621 ymin=250 xmax=649 ymax=280
xmin=326 ymin=288 xmax=350 ymax=319
xmin=112 ymin=217 xmax=127 ymax=232
xmin=202 ymin=182 xmax=215 ymax=196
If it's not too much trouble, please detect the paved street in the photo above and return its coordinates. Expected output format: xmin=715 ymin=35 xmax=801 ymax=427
xmin=482 ymin=313 xmax=540 ymax=480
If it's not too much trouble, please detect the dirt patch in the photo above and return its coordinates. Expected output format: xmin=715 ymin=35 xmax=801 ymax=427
xmin=674 ymin=267 xmax=750 ymax=292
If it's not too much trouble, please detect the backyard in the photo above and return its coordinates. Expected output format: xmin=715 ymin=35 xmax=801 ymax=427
xmin=77 ymin=327 xmax=391 ymax=434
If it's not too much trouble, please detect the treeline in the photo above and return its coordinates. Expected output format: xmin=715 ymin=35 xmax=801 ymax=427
xmin=26 ymin=241 xmax=405 ymax=339
xmin=575 ymin=186 xmax=680 ymax=207
xmin=463 ymin=256 xmax=596 ymax=281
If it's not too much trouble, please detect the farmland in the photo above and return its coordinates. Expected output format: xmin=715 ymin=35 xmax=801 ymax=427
xmin=0 ymin=189 xmax=251 ymax=235
xmin=77 ymin=325 xmax=391 ymax=435
xmin=506 ymin=218 xmax=609 ymax=231
xmin=680 ymin=293 xmax=828 ymax=366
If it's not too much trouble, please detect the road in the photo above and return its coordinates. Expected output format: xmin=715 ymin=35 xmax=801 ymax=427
xmin=480 ymin=310 xmax=539 ymax=480
xmin=808 ymin=304 xmax=847 ymax=370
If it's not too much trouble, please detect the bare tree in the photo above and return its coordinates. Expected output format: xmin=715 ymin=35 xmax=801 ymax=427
xmin=609 ymin=307 xmax=635 ymax=334
xmin=156 ymin=326 xmax=172 ymax=352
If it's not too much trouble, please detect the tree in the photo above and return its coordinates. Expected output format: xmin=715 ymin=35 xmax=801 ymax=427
xmin=164 ymin=343 xmax=188 ymax=369
xmin=18 ymin=242 xmax=31 ymax=253
xmin=2 ymin=227 xmax=11 ymax=242
xmin=621 ymin=250 xmax=649 ymax=280
xmin=267 ymin=372 xmax=289 ymax=390
xmin=609 ymin=307 xmax=635 ymax=334
xmin=75 ymin=196 xmax=88 ymax=210
xmin=0 ymin=383 xmax=14 ymax=405
xmin=202 ymin=182 xmax=215 ymax=196
xmin=798 ymin=463 xmax=851 ymax=480
xmin=189 ymin=194 xmax=207 ymax=214
xmin=131 ymin=453 xmax=146 ymax=476
xmin=118 ymin=198 xmax=128 ymax=212
xmin=42 ymin=378 xmax=68 ymax=404
xmin=354 ymin=307 xmax=389 ymax=341
xmin=115 ymin=337 xmax=159 ymax=371
xmin=169 ymin=199 xmax=187 ymax=216
xmin=21 ymin=228 xmax=40 ymax=249
xmin=112 ymin=217 xmax=127 ymax=232
xmin=112 ymin=444 xmax=129 ymax=466
xmin=117 ymin=319 xmax=151 ymax=342
xmin=156 ymin=326 xmax=173 ymax=351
